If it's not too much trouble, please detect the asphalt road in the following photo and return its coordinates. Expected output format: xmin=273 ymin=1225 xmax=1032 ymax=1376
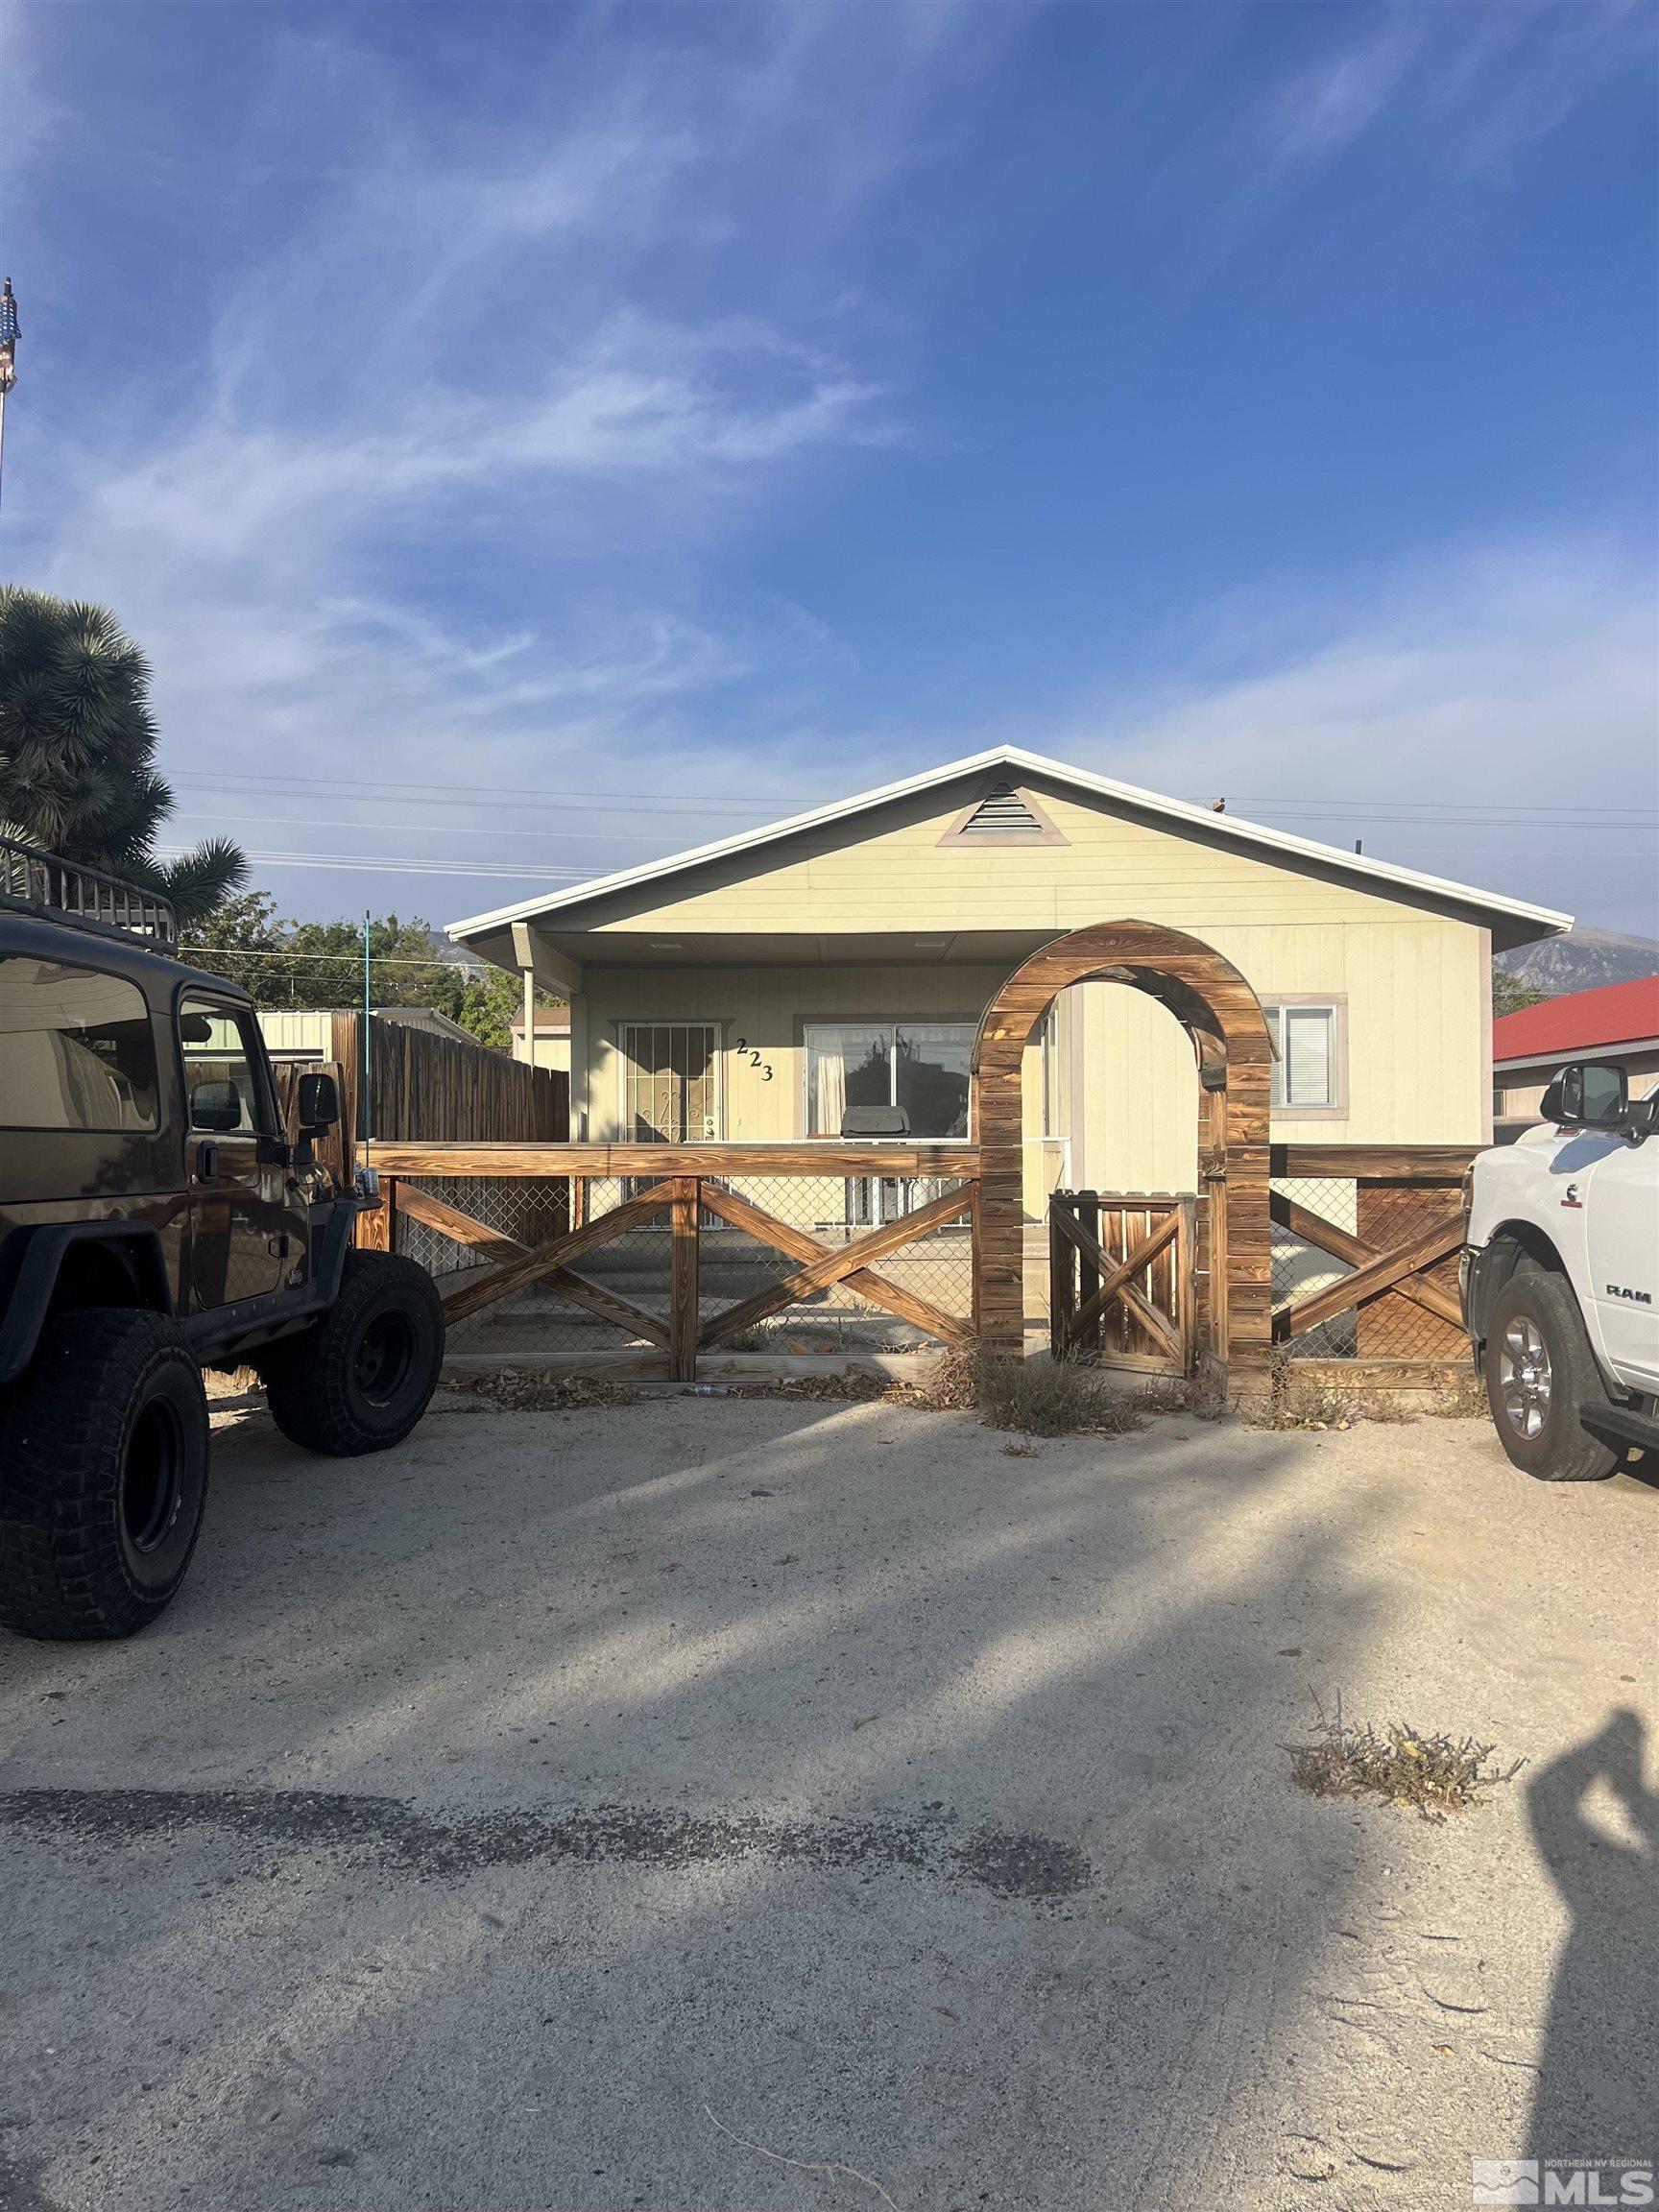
xmin=1 ymin=1391 xmax=1654 ymax=2211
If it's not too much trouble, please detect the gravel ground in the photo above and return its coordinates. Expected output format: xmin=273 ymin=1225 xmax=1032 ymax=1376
xmin=0 ymin=1391 xmax=1654 ymax=2212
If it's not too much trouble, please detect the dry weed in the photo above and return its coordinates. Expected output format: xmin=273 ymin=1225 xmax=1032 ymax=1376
xmin=442 ymin=1368 xmax=640 ymax=1413
xmin=1289 ymin=1695 xmax=1521 ymax=1822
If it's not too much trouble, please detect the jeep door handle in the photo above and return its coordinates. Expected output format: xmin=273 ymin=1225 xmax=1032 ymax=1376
xmin=196 ymin=1141 xmax=220 ymax=1179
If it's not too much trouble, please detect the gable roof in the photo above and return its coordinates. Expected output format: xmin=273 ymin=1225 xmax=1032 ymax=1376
xmin=447 ymin=744 xmax=1572 ymax=945
xmin=1493 ymin=974 xmax=1659 ymax=1066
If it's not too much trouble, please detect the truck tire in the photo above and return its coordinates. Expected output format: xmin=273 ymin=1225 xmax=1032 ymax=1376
xmin=1482 ymin=1269 xmax=1620 ymax=1482
xmin=259 ymin=1252 xmax=443 ymax=1456
xmin=0 ymin=1310 xmax=210 ymax=1640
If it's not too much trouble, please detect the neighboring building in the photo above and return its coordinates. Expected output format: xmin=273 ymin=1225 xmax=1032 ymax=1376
xmin=510 ymin=1004 xmax=571 ymax=1074
xmin=256 ymin=1005 xmax=480 ymax=1062
xmin=1492 ymin=974 xmax=1659 ymax=1140
xmin=448 ymin=747 xmax=1569 ymax=1221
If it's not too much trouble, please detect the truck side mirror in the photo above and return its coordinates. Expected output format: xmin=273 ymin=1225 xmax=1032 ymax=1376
xmin=1540 ymin=1060 xmax=1627 ymax=1132
xmin=190 ymin=1077 xmax=243 ymax=1133
xmin=297 ymin=1071 xmax=340 ymax=1133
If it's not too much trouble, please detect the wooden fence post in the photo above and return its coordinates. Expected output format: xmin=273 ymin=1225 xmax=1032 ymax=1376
xmin=1075 ymin=1190 xmax=1100 ymax=1361
xmin=669 ymin=1177 xmax=700 ymax=1382
xmin=357 ymin=1176 xmax=397 ymax=1253
xmin=1048 ymin=1195 xmax=1075 ymax=1359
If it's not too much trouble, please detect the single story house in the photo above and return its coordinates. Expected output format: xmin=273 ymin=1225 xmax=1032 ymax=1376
xmin=510 ymin=1004 xmax=571 ymax=1074
xmin=448 ymin=747 xmax=1568 ymax=1227
xmin=1492 ymin=974 xmax=1659 ymax=1140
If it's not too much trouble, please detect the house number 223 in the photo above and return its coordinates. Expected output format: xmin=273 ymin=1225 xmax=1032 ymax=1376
xmin=731 ymin=1037 xmax=774 ymax=1082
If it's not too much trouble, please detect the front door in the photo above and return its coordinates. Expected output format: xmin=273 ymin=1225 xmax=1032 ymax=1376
xmin=179 ymin=995 xmax=288 ymax=1310
xmin=619 ymin=1023 xmax=720 ymax=1142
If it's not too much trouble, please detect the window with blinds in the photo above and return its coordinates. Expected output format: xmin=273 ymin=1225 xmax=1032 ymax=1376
xmin=1265 ymin=1002 xmax=1340 ymax=1111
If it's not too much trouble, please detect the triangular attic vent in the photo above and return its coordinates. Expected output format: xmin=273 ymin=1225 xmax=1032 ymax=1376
xmin=960 ymin=781 xmax=1046 ymax=834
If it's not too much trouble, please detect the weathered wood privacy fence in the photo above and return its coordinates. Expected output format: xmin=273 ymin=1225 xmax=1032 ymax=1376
xmin=325 ymin=1011 xmax=566 ymax=1144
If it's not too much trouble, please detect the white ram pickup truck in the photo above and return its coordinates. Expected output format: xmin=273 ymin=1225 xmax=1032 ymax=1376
xmin=1461 ymin=1059 xmax=1659 ymax=1480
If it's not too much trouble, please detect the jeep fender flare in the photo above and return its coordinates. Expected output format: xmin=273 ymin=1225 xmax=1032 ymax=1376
xmin=0 ymin=1223 xmax=173 ymax=1391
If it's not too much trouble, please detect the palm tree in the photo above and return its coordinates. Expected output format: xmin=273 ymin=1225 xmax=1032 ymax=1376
xmin=0 ymin=586 xmax=247 ymax=922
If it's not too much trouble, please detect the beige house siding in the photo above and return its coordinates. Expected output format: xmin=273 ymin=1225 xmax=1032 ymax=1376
xmin=511 ymin=1027 xmax=570 ymax=1075
xmin=581 ymin=960 xmax=1007 ymax=1141
xmin=576 ymin=917 xmax=1484 ymax=1216
xmin=567 ymin=784 xmax=1477 ymax=941
xmin=520 ymin=772 xmax=1501 ymax=1226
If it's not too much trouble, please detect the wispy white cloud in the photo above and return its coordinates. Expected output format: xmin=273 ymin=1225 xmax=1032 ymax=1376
xmin=1057 ymin=539 xmax=1659 ymax=930
xmin=5 ymin=5 xmax=957 ymax=894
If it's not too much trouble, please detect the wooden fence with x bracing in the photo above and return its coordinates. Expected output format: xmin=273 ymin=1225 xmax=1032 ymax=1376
xmin=353 ymin=1142 xmax=981 ymax=1381
xmin=1048 ymin=1145 xmax=1477 ymax=1384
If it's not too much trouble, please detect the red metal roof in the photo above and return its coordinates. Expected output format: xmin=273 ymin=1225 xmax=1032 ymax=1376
xmin=1493 ymin=974 xmax=1659 ymax=1064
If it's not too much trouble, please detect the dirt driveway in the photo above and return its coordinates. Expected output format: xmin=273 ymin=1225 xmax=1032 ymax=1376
xmin=1 ymin=1391 xmax=1653 ymax=2212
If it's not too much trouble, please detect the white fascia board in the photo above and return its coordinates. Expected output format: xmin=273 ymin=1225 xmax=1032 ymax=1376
xmin=1494 ymin=1036 xmax=1659 ymax=1072
xmin=446 ymin=744 xmax=1574 ymax=942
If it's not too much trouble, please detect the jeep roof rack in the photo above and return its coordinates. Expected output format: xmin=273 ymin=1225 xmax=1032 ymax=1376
xmin=0 ymin=834 xmax=179 ymax=947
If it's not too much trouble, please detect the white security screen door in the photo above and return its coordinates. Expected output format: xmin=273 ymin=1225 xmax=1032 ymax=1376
xmin=619 ymin=1023 xmax=720 ymax=1141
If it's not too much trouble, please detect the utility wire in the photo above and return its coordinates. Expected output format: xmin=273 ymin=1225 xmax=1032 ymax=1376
xmin=168 ymin=767 xmax=1650 ymax=827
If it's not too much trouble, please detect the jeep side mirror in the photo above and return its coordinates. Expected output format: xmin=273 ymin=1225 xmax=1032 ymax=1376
xmin=296 ymin=1071 xmax=340 ymax=1133
xmin=190 ymin=1077 xmax=243 ymax=1133
xmin=1540 ymin=1060 xmax=1627 ymax=1132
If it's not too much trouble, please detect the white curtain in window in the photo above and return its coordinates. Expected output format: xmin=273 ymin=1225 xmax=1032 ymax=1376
xmin=812 ymin=1042 xmax=847 ymax=1137
xmin=806 ymin=1023 xmax=890 ymax=1135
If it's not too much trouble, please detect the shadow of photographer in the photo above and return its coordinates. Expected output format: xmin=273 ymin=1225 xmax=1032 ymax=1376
xmin=1526 ymin=1706 xmax=1657 ymax=2166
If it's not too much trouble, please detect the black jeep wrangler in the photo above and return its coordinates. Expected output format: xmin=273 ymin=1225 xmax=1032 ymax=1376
xmin=0 ymin=838 xmax=444 ymax=1641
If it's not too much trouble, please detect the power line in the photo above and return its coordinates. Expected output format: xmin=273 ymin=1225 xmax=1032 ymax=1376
xmin=167 ymin=768 xmax=1654 ymax=830
xmin=158 ymin=847 xmax=593 ymax=880
xmin=180 ymin=943 xmax=474 ymax=969
xmin=170 ymin=811 xmax=716 ymax=846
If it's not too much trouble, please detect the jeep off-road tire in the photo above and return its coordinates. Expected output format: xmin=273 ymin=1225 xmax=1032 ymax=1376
xmin=0 ymin=1310 xmax=210 ymax=1640
xmin=1483 ymin=1269 xmax=1620 ymax=1482
xmin=259 ymin=1252 xmax=443 ymax=1456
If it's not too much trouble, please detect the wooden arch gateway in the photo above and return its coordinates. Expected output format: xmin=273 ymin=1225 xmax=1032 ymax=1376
xmin=971 ymin=920 xmax=1275 ymax=1379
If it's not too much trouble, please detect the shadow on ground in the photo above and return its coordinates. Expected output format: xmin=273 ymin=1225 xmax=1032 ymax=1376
xmin=0 ymin=1395 xmax=1652 ymax=2211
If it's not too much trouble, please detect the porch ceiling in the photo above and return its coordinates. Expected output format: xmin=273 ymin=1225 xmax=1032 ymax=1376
xmin=475 ymin=926 xmax=1064 ymax=974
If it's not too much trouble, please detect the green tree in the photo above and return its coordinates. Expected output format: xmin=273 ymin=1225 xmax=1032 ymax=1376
xmin=1493 ymin=967 xmax=1549 ymax=1019
xmin=0 ymin=586 xmax=247 ymax=922
xmin=181 ymin=899 xmax=545 ymax=1050
xmin=448 ymin=963 xmax=532 ymax=1050
xmin=178 ymin=891 xmax=294 ymax=998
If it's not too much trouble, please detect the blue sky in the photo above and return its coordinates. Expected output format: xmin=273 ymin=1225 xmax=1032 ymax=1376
xmin=2 ymin=0 xmax=1655 ymax=935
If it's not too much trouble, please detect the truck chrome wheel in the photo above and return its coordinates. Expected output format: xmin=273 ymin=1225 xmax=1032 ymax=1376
xmin=1498 ymin=1315 xmax=1551 ymax=1439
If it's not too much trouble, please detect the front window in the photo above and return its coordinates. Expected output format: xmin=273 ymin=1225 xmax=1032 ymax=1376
xmin=1265 ymin=1001 xmax=1341 ymax=1112
xmin=0 ymin=956 xmax=158 ymax=1131
xmin=805 ymin=1021 xmax=974 ymax=1140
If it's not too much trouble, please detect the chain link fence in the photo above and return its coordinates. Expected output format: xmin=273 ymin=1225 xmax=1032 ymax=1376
xmin=1270 ymin=1174 xmax=1465 ymax=1361
xmin=397 ymin=1172 xmax=974 ymax=1359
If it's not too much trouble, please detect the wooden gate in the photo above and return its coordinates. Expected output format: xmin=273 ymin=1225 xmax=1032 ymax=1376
xmin=1048 ymin=1191 xmax=1196 ymax=1375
